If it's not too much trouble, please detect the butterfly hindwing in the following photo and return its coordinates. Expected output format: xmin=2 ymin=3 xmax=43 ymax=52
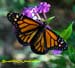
xmin=30 ymin=31 xmax=49 ymax=54
xmin=16 ymin=29 xmax=38 ymax=45
xmin=30 ymin=28 xmax=67 ymax=54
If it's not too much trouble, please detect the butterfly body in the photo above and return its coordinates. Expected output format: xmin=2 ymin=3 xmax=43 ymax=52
xmin=7 ymin=12 xmax=68 ymax=54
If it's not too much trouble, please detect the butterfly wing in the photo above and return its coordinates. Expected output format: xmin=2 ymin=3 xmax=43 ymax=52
xmin=15 ymin=16 xmax=41 ymax=45
xmin=16 ymin=28 xmax=38 ymax=46
xmin=30 ymin=30 xmax=49 ymax=54
xmin=7 ymin=12 xmax=41 ymax=45
xmin=45 ymin=28 xmax=67 ymax=50
xmin=30 ymin=27 xmax=68 ymax=54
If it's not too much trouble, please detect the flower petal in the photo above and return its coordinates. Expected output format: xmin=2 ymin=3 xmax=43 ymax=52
xmin=51 ymin=50 xmax=62 ymax=55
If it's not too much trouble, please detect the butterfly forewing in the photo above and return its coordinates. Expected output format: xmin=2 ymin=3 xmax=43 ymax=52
xmin=45 ymin=28 xmax=67 ymax=50
xmin=16 ymin=16 xmax=39 ymax=33
xmin=15 ymin=16 xmax=41 ymax=45
xmin=45 ymin=29 xmax=58 ymax=48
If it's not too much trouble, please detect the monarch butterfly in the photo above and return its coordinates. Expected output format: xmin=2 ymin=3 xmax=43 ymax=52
xmin=7 ymin=12 xmax=68 ymax=54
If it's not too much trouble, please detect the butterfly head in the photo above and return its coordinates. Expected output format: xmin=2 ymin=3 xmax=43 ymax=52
xmin=7 ymin=12 xmax=19 ymax=23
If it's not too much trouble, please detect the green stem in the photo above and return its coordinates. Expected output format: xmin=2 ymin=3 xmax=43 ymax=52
xmin=43 ymin=12 xmax=47 ymax=20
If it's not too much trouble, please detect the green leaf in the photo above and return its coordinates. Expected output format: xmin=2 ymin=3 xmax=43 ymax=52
xmin=45 ymin=16 xmax=55 ymax=24
xmin=68 ymin=45 xmax=75 ymax=64
xmin=60 ymin=22 xmax=73 ymax=40
xmin=62 ymin=45 xmax=75 ymax=55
